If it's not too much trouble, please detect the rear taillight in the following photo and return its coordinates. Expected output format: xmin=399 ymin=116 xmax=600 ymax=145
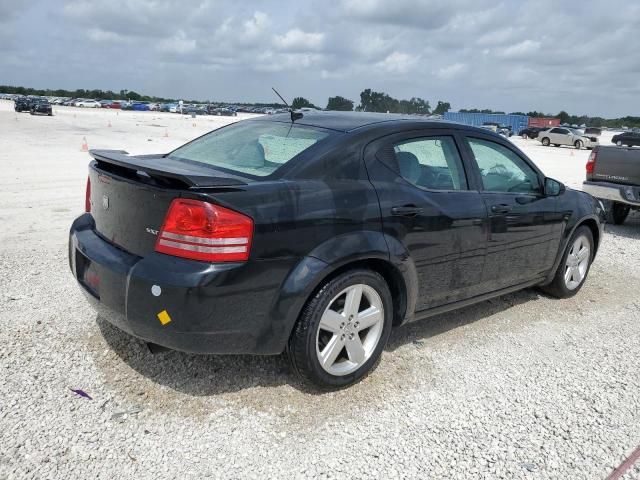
xmin=586 ymin=150 xmax=597 ymax=174
xmin=155 ymin=199 xmax=253 ymax=262
xmin=85 ymin=176 xmax=91 ymax=212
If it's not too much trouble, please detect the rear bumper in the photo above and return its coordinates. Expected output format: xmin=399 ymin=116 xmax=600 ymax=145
xmin=69 ymin=214 xmax=296 ymax=355
xmin=582 ymin=181 xmax=640 ymax=207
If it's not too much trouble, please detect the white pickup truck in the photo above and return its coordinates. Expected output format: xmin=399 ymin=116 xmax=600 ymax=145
xmin=583 ymin=145 xmax=640 ymax=224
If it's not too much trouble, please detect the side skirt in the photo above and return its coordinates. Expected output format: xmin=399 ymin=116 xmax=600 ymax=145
xmin=410 ymin=277 xmax=546 ymax=323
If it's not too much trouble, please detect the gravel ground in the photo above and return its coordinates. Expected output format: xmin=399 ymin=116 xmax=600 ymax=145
xmin=1 ymin=101 xmax=639 ymax=479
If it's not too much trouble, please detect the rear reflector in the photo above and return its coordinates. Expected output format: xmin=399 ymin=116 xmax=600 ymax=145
xmin=155 ymin=199 xmax=253 ymax=262
xmin=85 ymin=176 xmax=91 ymax=213
xmin=586 ymin=150 xmax=597 ymax=174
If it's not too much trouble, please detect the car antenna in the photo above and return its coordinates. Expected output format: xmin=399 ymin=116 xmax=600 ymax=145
xmin=272 ymin=87 xmax=303 ymax=122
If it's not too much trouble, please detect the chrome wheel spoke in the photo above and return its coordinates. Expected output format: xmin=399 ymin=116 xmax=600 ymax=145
xmin=319 ymin=335 xmax=344 ymax=369
xmin=356 ymin=306 xmax=382 ymax=331
xmin=320 ymin=309 xmax=344 ymax=333
xmin=577 ymin=247 xmax=589 ymax=262
xmin=564 ymin=266 xmax=573 ymax=285
xmin=343 ymin=285 xmax=363 ymax=318
xmin=345 ymin=337 xmax=366 ymax=364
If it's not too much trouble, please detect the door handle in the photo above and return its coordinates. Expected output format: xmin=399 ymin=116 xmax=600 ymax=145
xmin=391 ymin=205 xmax=423 ymax=216
xmin=491 ymin=204 xmax=512 ymax=214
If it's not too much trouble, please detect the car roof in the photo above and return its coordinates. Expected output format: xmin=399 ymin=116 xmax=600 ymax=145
xmin=252 ymin=111 xmax=474 ymax=133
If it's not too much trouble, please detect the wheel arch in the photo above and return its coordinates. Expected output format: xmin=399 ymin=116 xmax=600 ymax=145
xmin=305 ymin=257 xmax=409 ymax=329
xmin=270 ymin=231 xmax=418 ymax=353
xmin=577 ymin=217 xmax=601 ymax=256
xmin=543 ymin=214 xmax=602 ymax=285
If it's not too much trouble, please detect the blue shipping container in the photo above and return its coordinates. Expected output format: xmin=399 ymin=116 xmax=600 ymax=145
xmin=443 ymin=112 xmax=529 ymax=136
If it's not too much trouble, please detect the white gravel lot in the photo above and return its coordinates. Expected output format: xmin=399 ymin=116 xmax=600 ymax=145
xmin=0 ymin=100 xmax=639 ymax=480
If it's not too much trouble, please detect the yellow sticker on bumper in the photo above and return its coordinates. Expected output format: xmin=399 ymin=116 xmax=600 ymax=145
xmin=157 ymin=310 xmax=172 ymax=326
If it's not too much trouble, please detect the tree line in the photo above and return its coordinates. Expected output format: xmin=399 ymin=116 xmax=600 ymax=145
xmin=2 ymin=84 xmax=638 ymax=128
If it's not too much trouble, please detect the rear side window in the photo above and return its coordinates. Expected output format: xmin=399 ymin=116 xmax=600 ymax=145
xmin=168 ymin=121 xmax=333 ymax=177
xmin=389 ymin=136 xmax=467 ymax=190
xmin=467 ymin=138 xmax=541 ymax=194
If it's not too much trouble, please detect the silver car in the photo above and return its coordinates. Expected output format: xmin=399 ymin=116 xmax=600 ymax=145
xmin=538 ymin=127 xmax=598 ymax=149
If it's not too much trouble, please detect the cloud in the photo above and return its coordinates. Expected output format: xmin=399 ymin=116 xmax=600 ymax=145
xmin=376 ymin=52 xmax=418 ymax=74
xmin=498 ymin=40 xmax=542 ymax=59
xmin=436 ymin=63 xmax=466 ymax=80
xmin=1 ymin=0 xmax=639 ymax=117
xmin=274 ymin=29 xmax=325 ymax=52
xmin=158 ymin=30 xmax=196 ymax=54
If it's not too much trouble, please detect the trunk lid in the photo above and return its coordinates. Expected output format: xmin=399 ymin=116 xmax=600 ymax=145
xmin=589 ymin=146 xmax=640 ymax=186
xmin=88 ymin=149 xmax=248 ymax=257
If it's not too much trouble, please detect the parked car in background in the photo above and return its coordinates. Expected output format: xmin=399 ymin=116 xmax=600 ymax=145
xmin=75 ymin=99 xmax=102 ymax=108
xmin=106 ymin=101 xmax=122 ymax=109
xmin=14 ymin=97 xmax=34 ymax=112
xmin=583 ymin=146 xmax=640 ymax=224
xmin=63 ymin=98 xmax=78 ymax=106
xmin=538 ymin=127 xmax=598 ymax=149
xmin=519 ymin=127 xmax=544 ymax=139
xmin=131 ymin=102 xmax=150 ymax=111
xmin=584 ymin=127 xmax=602 ymax=138
xmin=30 ymin=99 xmax=53 ymax=116
xmin=208 ymin=106 xmax=237 ymax=116
xmin=483 ymin=122 xmax=512 ymax=137
xmin=70 ymin=112 xmax=604 ymax=388
xmin=611 ymin=131 xmax=640 ymax=147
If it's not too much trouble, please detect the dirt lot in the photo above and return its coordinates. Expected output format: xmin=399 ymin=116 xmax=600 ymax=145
xmin=1 ymin=100 xmax=639 ymax=479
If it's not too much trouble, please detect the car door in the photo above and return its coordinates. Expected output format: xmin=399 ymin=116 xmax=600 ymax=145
xmin=548 ymin=128 xmax=565 ymax=145
xmin=460 ymin=135 xmax=563 ymax=292
xmin=364 ymin=130 xmax=488 ymax=311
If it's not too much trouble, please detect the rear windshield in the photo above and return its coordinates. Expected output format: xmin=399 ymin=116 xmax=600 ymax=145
xmin=168 ymin=121 xmax=333 ymax=177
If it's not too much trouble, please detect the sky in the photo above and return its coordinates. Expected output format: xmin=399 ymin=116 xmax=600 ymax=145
xmin=1 ymin=0 xmax=639 ymax=117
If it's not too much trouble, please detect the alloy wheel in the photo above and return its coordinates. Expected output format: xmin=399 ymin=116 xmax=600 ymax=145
xmin=315 ymin=284 xmax=384 ymax=376
xmin=564 ymin=235 xmax=590 ymax=290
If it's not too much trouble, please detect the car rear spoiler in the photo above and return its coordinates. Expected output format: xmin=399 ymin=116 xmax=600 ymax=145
xmin=89 ymin=149 xmax=248 ymax=188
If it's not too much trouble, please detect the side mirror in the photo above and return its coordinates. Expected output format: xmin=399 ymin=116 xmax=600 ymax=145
xmin=544 ymin=177 xmax=565 ymax=196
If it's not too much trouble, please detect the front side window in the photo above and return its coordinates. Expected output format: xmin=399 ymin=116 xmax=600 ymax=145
xmin=390 ymin=136 xmax=467 ymax=190
xmin=467 ymin=138 xmax=541 ymax=194
xmin=168 ymin=121 xmax=333 ymax=177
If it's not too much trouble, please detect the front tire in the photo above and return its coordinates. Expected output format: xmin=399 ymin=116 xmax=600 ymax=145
xmin=574 ymin=140 xmax=583 ymax=149
xmin=541 ymin=137 xmax=550 ymax=146
xmin=616 ymin=140 xmax=623 ymax=146
xmin=522 ymin=133 xmax=529 ymax=139
xmin=541 ymin=226 xmax=594 ymax=298
xmin=288 ymin=269 xmax=393 ymax=389
xmin=607 ymin=202 xmax=630 ymax=225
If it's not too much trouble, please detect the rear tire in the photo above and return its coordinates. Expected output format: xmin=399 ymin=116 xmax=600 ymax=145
xmin=607 ymin=202 xmax=630 ymax=225
xmin=522 ymin=133 xmax=528 ymax=139
xmin=288 ymin=269 xmax=393 ymax=389
xmin=541 ymin=137 xmax=550 ymax=146
xmin=541 ymin=226 xmax=594 ymax=298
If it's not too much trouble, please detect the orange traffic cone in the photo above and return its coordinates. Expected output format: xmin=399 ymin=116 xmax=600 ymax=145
xmin=81 ymin=137 xmax=89 ymax=152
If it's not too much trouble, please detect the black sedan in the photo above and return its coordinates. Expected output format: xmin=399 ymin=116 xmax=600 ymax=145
xmin=30 ymin=100 xmax=53 ymax=116
xmin=14 ymin=97 xmax=34 ymax=112
xmin=612 ymin=131 xmax=640 ymax=147
xmin=69 ymin=112 xmax=605 ymax=388
xmin=519 ymin=126 xmax=544 ymax=139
